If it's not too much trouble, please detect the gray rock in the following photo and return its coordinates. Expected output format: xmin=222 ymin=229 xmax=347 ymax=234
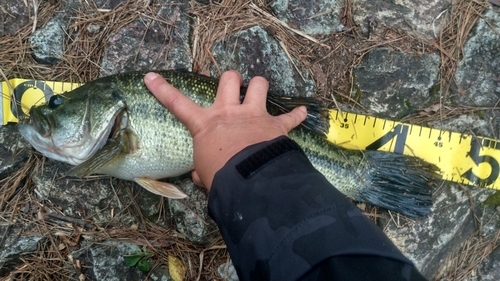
xmin=384 ymin=183 xmax=495 ymax=279
xmin=475 ymin=203 xmax=500 ymax=281
xmin=217 ymin=260 xmax=239 ymax=281
xmin=271 ymin=0 xmax=342 ymax=35
xmin=73 ymin=240 xmax=173 ymax=281
xmin=31 ymin=158 xmax=144 ymax=227
xmin=0 ymin=124 xmax=30 ymax=180
xmin=211 ymin=26 xmax=316 ymax=97
xmin=429 ymin=114 xmax=493 ymax=141
xmin=454 ymin=8 xmax=500 ymax=107
xmin=354 ymin=48 xmax=441 ymax=118
xmin=353 ymin=0 xmax=451 ymax=38
xmin=167 ymin=178 xmax=218 ymax=246
xmin=479 ymin=243 xmax=500 ymax=281
xmin=0 ymin=0 xmax=30 ymax=37
xmin=29 ymin=15 xmax=66 ymax=65
xmin=100 ymin=0 xmax=192 ymax=76
xmin=0 ymin=226 xmax=45 ymax=277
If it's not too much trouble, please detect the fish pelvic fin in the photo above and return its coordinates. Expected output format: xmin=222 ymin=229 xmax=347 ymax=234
xmin=134 ymin=178 xmax=188 ymax=199
xmin=358 ymin=151 xmax=440 ymax=218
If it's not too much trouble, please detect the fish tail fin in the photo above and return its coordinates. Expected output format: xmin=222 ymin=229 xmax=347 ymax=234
xmin=359 ymin=151 xmax=440 ymax=218
xmin=265 ymin=94 xmax=330 ymax=136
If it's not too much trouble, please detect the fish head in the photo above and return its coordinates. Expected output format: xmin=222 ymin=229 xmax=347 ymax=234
xmin=18 ymin=83 xmax=127 ymax=165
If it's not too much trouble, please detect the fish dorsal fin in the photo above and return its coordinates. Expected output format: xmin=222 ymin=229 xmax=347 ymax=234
xmin=68 ymin=136 xmax=126 ymax=178
xmin=134 ymin=177 xmax=188 ymax=199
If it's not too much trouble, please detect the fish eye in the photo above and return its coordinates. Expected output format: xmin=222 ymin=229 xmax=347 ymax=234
xmin=48 ymin=95 xmax=64 ymax=109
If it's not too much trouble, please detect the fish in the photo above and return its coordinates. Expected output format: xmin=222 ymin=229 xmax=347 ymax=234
xmin=18 ymin=70 xmax=438 ymax=217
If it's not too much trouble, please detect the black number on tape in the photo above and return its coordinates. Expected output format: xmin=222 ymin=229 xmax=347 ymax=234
xmin=340 ymin=123 xmax=349 ymax=129
xmin=366 ymin=124 xmax=409 ymax=154
xmin=461 ymin=139 xmax=500 ymax=186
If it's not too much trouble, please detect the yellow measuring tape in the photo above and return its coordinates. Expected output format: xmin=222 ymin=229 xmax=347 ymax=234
xmin=1 ymin=79 xmax=82 ymax=124
xmin=327 ymin=110 xmax=500 ymax=189
xmin=2 ymin=78 xmax=500 ymax=190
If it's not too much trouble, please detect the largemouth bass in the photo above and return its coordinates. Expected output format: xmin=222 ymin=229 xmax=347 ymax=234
xmin=18 ymin=71 xmax=438 ymax=217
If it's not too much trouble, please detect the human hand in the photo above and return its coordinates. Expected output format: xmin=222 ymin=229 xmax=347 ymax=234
xmin=144 ymin=70 xmax=307 ymax=190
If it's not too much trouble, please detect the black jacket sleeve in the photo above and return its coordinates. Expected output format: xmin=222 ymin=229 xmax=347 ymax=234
xmin=208 ymin=136 xmax=427 ymax=281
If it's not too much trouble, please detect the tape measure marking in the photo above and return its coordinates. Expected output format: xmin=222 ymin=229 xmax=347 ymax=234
xmin=327 ymin=109 xmax=500 ymax=190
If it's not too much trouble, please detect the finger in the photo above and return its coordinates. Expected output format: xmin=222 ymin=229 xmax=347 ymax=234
xmin=145 ymin=72 xmax=202 ymax=129
xmin=276 ymin=106 xmax=307 ymax=132
xmin=243 ymin=76 xmax=269 ymax=108
xmin=214 ymin=70 xmax=243 ymax=106
xmin=191 ymin=170 xmax=206 ymax=188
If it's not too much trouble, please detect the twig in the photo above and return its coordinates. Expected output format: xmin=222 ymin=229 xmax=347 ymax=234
xmin=46 ymin=213 xmax=96 ymax=230
xmin=249 ymin=3 xmax=330 ymax=49
xmin=279 ymin=41 xmax=305 ymax=82
xmin=31 ymin=0 xmax=39 ymax=34
xmin=196 ymin=245 xmax=226 ymax=281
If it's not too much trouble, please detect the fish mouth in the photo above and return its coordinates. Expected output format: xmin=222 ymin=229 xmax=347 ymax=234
xmin=18 ymin=102 xmax=126 ymax=166
xmin=27 ymin=107 xmax=53 ymax=137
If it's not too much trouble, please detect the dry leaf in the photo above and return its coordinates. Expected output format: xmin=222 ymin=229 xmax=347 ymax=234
xmin=419 ymin=103 xmax=442 ymax=115
xmin=168 ymin=255 xmax=186 ymax=281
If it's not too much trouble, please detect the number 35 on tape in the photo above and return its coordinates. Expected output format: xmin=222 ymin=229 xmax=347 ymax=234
xmin=327 ymin=110 xmax=500 ymax=190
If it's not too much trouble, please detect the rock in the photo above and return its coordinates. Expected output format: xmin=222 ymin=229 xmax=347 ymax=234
xmin=383 ymin=183 xmax=495 ymax=279
xmin=29 ymin=14 xmax=66 ymax=65
xmin=271 ymin=0 xmax=342 ymax=35
xmin=217 ymin=260 xmax=239 ymax=281
xmin=352 ymin=0 xmax=451 ymax=38
xmin=0 ymin=0 xmax=30 ymax=36
xmin=211 ymin=26 xmax=316 ymax=97
xmin=72 ymin=240 xmax=173 ymax=280
xmin=167 ymin=178 xmax=218 ymax=246
xmin=454 ymin=8 xmax=500 ymax=107
xmin=28 ymin=0 xmax=81 ymax=65
xmin=479 ymin=243 xmax=500 ymax=281
xmin=0 ymin=225 xmax=45 ymax=277
xmin=429 ymin=114 xmax=493 ymax=141
xmin=100 ymin=0 xmax=192 ymax=76
xmin=475 ymin=203 xmax=500 ymax=281
xmin=31 ymin=158 xmax=143 ymax=227
xmin=354 ymin=48 xmax=441 ymax=118
xmin=0 ymin=124 xmax=30 ymax=180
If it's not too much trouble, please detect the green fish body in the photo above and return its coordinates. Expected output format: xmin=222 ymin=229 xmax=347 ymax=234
xmin=18 ymin=71 xmax=437 ymax=217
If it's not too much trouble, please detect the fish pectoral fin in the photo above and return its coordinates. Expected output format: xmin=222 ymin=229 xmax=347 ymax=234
xmin=134 ymin=177 xmax=188 ymax=199
xmin=67 ymin=137 xmax=125 ymax=178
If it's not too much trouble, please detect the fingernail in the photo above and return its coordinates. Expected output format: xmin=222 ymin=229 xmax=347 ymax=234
xmin=145 ymin=72 xmax=160 ymax=82
xmin=298 ymin=106 xmax=307 ymax=114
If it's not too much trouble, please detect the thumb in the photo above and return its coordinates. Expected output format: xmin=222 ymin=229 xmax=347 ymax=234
xmin=191 ymin=170 xmax=206 ymax=188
